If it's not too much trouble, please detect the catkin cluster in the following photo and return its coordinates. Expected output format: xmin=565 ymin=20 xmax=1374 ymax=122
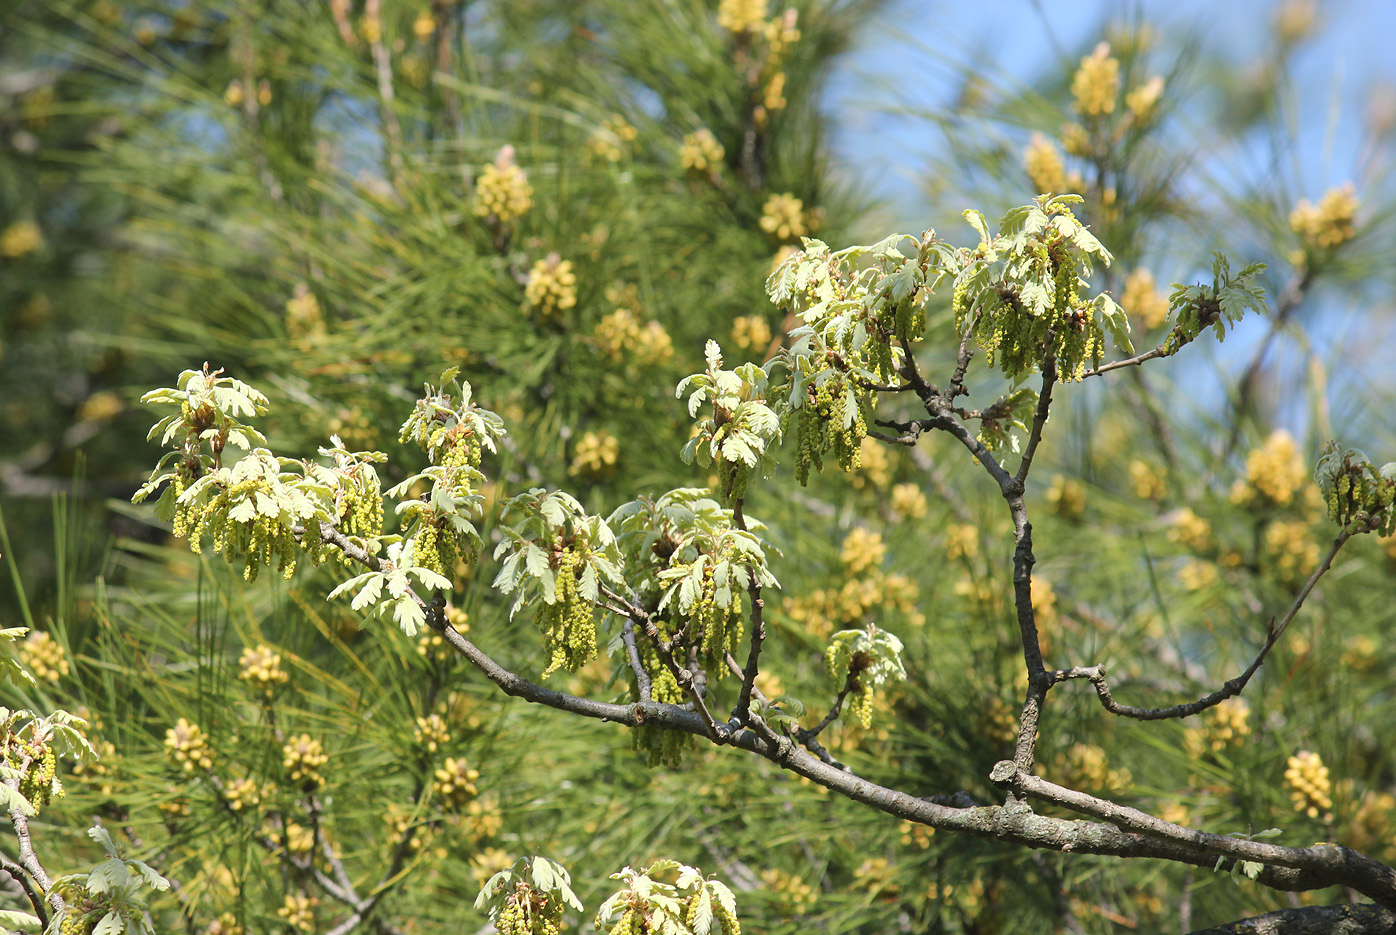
xmin=1070 ymin=42 xmax=1119 ymax=117
xmin=12 ymin=741 xmax=60 ymax=813
xmin=586 ymin=114 xmax=638 ymax=162
xmin=497 ymin=883 xmax=563 ymax=935
xmin=954 ymin=224 xmax=1106 ymax=381
xmin=1120 ymin=268 xmax=1169 ymax=330
xmin=1264 ymin=520 xmax=1319 ymax=585
xmin=1183 ymin=699 xmax=1251 ymax=759
xmin=18 ymin=631 xmax=69 ymax=684
xmin=1168 ymin=508 xmax=1214 ymax=554
xmin=793 ymin=371 xmax=869 ymax=486
xmin=277 ymin=893 xmax=316 ymax=933
xmin=1053 ymin=742 xmax=1131 ymax=794
xmin=537 ymin=549 xmax=598 ymax=678
xmin=164 ymin=718 xmax=214 ymax=773
xmin=432 ymin=756 xmax=480 ymax=810
xmin=730 ymin=315 xmax=772 ymax=353
xmin=238 ymin=644 xmax=289 ymax=692
xmin=1231 ymin=431 xmax=1308 ymax=509
xmin=593 ymin=308 xmax=675 ymax=364
xmin=1285 ymin=750 xmax=1333 ymax=818
xmin=690 ymin=563 xmax=744 ymax=660
xmin=336 ymin=463 xmax=383 ymax=540
xmin=760 ymin=868 xmax=817 ymax=912
xmin=175 ymin=477 xmax=303 ymax=582
xmin=569 ymin=431 xmax=620 ymax=477
xmin=632 ymin=647 xmax=692 ymax=767
xmin=1024 ymin=133 xmax=1071 ymax=195
xmin=759 ymin=193 xmax=809 ymax=242
xmin=525 ymin=255 xmax=579 ymax=317
xmin=1290 ymin=184 xmax=1358 ymax=250
xmin=282 ymin=734 xmax=328 ymax=788
xmin=414 ymin=714 xmax=451 ymax=753
xmin=0 ymin=220 xmax=44 ymax=258
xmin=680 ymin=128 xmax=725 ymax=173
xmin=717 ymin=0 xmax=766 ymax=33
xmin=1316 ymin=443 xmax=1396 ymax=535
xmin=474 ymin=148 xmax=533 ymax=222
xmin=224 ymin=777 xmax=261 ymax=812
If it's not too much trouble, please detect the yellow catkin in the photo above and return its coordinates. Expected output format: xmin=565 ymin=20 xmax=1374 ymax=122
xmin=282 ymin=734 xmax=328 ymax=787
xmin=839 ymin=527 xmax=885 ymax=576
xmin=730 ymin=315 xmax=772 ymax=353
xmin=0 ymin=221 xmax=44 ymax=258
xmin=524 ymin=254 xmax=578 ymax=316
xmin=1285 ymin=750 xmax=1333 ymax=818
xmin=717 ymin=0 xmax=768 ymax=34
xmin=1071 ymin=42 xmax=1120 ymax=117
xmin=680 ymin=128 xmax=725 ymax=172
xmin=277 ymin=893 xmax=317 ymax=933
xmin=1184 ymin=698 xmax=1251 ymax=758
xmin=164 ymin=718 xmax=213 ymax=772
xmin=1120 ymin=268 xmax=1169 ymax=330
xmin=18 ymin=632 xmax=68 ymax=683
xmin=474 ymin=145 xmax=533 ymax=221
xmin=1046 ymin=475 xmax=1086 ymax=520
xmin=890 ymin=483 xmax=928 ymax=520
xmin=1126 ymin=76 xmax=1165 ymax=121
xmin=433 ymin=756 xmax=480 ymax=809
xmin=1023 ymin=133 xmax=1068 ymax=194
xmin=586 ymin=114 xmax=638 ymax=162
xmin=1168 ymin=507 xmax=1213 ymax=553
xmin=238 ymin=644 xmax=289 ymax=691
xmin=1290 ymin=184 xmax=1358 ymax=250
xmin=1231 ymin=430 xmax=1308 ymax=508
xmin=1129 ymin=459 xmax=1166 ymax=500
xmin=569 ymin=430 xmax=620 ymax=476
xmin=759 ymin=192 xmax=808 ymax=241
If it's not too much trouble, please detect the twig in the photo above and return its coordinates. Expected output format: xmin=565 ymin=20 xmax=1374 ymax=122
xmin=947 ymin=321 xmax=977 ymax=401
xmin=599 ymin=586 xmax=727 ymax=742
xmin=721 ymin=652 xmax=846 ymax=770
xmin=731 ymin=498 xmax=766 ymax=725
xmin=619 ymin=617 xmax=651 ymax=702
xmin=0 ymin=849 xmax=49 ymax=928
xmin=1014 ymin=358 xmax=1057 ymax=487
xmin=1056 ymin=529 xmax=1351 ymax=720
xmin=801 ymin=670 xmax=857 ymax=742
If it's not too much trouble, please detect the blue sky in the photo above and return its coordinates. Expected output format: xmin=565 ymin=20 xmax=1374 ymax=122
xmin=825 ymin=0 xmax=1396 ymax=442
xmin=831 ymin=0 xmax=1396 ymax=212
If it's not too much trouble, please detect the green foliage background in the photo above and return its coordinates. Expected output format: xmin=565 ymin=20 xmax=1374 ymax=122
xmin=1 ymin=1 xmax=1395 ymax=933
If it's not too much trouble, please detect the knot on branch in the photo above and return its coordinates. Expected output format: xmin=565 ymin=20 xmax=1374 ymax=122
xmin=990 ymin=760 xmax=1018 ymax=787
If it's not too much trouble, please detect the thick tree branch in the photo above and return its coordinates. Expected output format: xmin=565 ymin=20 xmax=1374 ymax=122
xmin=1185 ymin=904 xmax=1396 ymax=935
xmin=306 ymin=484 xmax=1396 ymax=911
xmin=991 ymin=762 xmax=1396 ymax=906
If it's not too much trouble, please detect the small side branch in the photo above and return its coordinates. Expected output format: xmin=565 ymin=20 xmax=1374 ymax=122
xmin=1014 ymin=360 xmax=1057 ymax=487
xmin=0 ymin=849 xmax=48 ymax=928
xmin=732 ymin=497 xmax=766 ymax=725
xmin=802 ymin=670 xmax=858 ymax=742
xmin=600 ymin=586 xmax=727 ymax=743
xmin=1061 ymin=529 xmax=1350 ymax=720
xmin=619 ymin=618 xmax=652 ymax=703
